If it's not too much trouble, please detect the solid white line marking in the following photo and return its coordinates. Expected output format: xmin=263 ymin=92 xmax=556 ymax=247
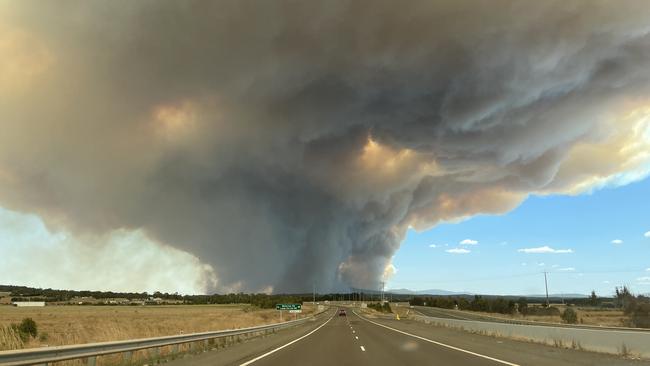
xmin=360 ymin=346 xmax=366 ymax=352
xmin=353 ymin=311 xmax=519 ymax=366
xmin=239 ymin=314 xmax=334 ymax=366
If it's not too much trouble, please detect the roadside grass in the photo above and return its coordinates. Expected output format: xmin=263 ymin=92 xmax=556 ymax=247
xmin=0 ymin=304 xmax=315 ymax=351
xmin=408 ymin=314 xmax=644 ymax=360
xmin=0 ymin=325 xmax=24 ymax=350
xmin=451 ymin=306 xmax=629 ymax=327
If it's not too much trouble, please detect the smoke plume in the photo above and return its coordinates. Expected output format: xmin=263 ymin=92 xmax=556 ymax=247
xmin=1 ymin=0 xmax=650 ymax=292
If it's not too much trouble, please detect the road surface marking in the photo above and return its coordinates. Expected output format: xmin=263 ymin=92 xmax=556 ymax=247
xmin=355 ymin=336 xmax=359 ymax=340
xmin=352 ymin=330 xmax=355 ymax=333
xmin=239 ymin=313 xmax=334 ymax=366
xmin=353 ymin=311 xmax=519 ymax=366
xmin=360 ymin=346 xmax=366 ymax=352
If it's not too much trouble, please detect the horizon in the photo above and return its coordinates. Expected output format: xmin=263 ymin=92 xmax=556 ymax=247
xmin=2 ymin=282 xmax=642 ymax=299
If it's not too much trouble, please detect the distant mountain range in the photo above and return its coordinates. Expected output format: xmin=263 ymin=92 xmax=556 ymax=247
xmin=387 ymin=288 xmax=473 ymax=295
xmin=387 ymin=288 xmax=589 ymax=298
xmin=524 ymin=293 xmax=589 ymax=298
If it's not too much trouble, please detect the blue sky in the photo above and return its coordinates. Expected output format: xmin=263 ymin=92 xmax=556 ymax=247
xmin=388 ymin=177 xmax=650 ymax=296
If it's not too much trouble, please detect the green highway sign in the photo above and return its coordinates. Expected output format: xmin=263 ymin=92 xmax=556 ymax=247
xmin=276 ymin=303 xmax=301 ymax=311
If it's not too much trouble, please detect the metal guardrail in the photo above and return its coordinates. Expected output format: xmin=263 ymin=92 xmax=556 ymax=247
xmin=0 ymin=312 xmax=326 ymax=366
xmin=413 ymin=306 xmax=650 ymax=332
xmin=409 ymin=313 xmax=650 ymax=358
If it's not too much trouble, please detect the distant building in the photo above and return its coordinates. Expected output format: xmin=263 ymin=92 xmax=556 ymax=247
xmin=101 ymin=298 xmax=130 ymax=305
xmin=12 ymin=301 xmax=45 ymax=307
xmin=69 ymin=296 xmax=99 ymax=305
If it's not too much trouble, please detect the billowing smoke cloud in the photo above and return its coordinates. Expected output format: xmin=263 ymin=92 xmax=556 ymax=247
xmin=1 ymin=0 xmax=650 ymax=293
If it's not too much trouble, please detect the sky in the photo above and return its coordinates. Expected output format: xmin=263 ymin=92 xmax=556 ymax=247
xmin=2 ymin=1 xmax=650 ymax=295
xmin=389 ymin=176 xmax=650 ymax=296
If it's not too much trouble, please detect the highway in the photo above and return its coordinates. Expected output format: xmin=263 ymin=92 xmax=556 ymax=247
xmin=167 ymin=308 xmax=650 ymax=366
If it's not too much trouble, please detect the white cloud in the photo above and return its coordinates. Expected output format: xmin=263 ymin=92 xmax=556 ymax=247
xmin=645 ymin=231 xmax=650 ymax=238
xmin=429 ymin=244 xmax=437 ymax=248
xmin=446 ymin=248 xmax=470 ymax=254
xmin=646 ymin=268 xmax=650 ymax=272
xmin=537 ymin=262 xmax=545 ymax=267
xmin=521 ymin=262 xmax=527 ymax=266
xmin=460 ymin=239 xmax=478 ymax=245
xmin=551 ymin=264 xmax=560 ymax=268
xmin=611 ymin=239 xmax=623 ymax=245
xmin=557 ymin=267 xmax=576 ymax=272
xmin=603 ymin=280 xmax=611 ymax=284
xmin=517 ymin=246 xmax=573 ymax=254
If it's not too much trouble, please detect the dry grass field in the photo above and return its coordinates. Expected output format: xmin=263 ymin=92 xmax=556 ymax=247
xmin=465 ymin=306 xmax=629 ymax=327
xmin=0 ymin=304 xmax=315 ymax=351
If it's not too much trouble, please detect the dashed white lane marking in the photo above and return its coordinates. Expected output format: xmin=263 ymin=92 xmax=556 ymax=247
xmin=352 ymin=311 xmax=519 ymax=366
xmin=360 ymin=346 xmax=366 ymax=352
xmin=352 ymin=330 xmax=355 ymax=333
xmin=239 ymin=313 xmax=335 ymax=366
xmin=355 ymin=336 xmax=359 ymax=340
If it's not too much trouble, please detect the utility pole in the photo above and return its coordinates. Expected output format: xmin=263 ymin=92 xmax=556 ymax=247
xmin=312 ymin=283 xmax=315 ymax=305
xmin=381 ymin=281 xmax=385 ymax=303
xmin=544 ymin=271 xmax=549 ymax=307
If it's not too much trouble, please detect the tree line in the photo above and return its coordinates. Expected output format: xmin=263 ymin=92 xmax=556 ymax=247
xmin=0 ymin=285 xmax=390 ymax=308
xmin=408 ymin=287 xmax=650 ymax=328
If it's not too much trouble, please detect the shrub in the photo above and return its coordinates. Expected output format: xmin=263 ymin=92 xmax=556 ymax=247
xmin=631 ymin=301 xmax=650 ymax=328
xmin=38 ymin=332 xmax=49 ymax=342
xmin=561 ymin=308 xmax=578 ymax=324
xmin=524 ymin=306 xmax=561 ymax=316
xmin=517 ymin=297 xmax=528 ymax=314
xmin=367 ymin=302 xmax=392 ymax=313
xmin=13 ymin=318 xmax=38 ymax=341
xmin=382 ymin=302 xmax=393 ymax=313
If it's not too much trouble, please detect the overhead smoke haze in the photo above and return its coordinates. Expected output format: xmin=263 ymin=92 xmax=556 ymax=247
xmin=1 ymin=0 xmax=650 ymax=294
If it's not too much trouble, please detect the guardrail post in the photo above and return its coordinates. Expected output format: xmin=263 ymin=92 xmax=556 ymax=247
xmin=123 ymin=351 xmax=132 ymax=363
xmin=87 ymin=356 xmax=97 ymax=366
xmin=172 ymin=344 xmax=179 ymax=354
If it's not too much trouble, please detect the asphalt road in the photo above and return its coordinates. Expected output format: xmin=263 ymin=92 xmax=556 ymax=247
xmin=167 ymin=308 xmax=650 ymax=366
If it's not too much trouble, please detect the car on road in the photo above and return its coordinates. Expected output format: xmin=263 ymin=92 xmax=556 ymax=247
xmin=338 ymin=309 xmax=346 ymax=316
